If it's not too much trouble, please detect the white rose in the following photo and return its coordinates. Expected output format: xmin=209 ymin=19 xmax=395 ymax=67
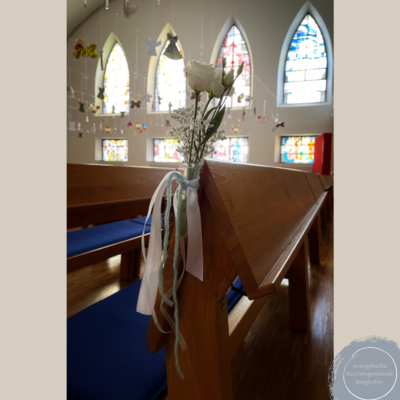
xmin=210 ymin=68 xmax=225 ymax=97
xmin=184 ymin=60 xmax=216 ymax=92
xmin=223 ymin=69 xmax=234 ymax=87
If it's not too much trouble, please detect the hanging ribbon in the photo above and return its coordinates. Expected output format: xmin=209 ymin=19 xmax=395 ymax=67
xmin=136 ymin=171 xmax=203 ymax=379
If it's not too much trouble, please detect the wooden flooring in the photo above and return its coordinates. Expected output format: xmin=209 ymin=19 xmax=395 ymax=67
xmin=67 ymin=219 xmax=333 ymax=400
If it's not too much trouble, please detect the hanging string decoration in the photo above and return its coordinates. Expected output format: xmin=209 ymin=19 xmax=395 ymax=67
xmin=163 ymin=33 xmax=182 ymax=60
xmin=131 ymin=100 xmax=141 ymax=108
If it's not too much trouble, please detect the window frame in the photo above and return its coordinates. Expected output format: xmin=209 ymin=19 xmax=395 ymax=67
xmin=94 ymin=33 xmax=129 ymax=117
xmin=210 ymin=16 xmax=254 ymax=111
xmin=276 ymin=1 xmax=333 ymax=108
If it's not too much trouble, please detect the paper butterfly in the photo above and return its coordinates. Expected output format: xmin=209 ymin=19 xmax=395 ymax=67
xmin=103 ymin=126 xmax=113 ymax=134
xmin=97 ymin=88 xmax=105 ymax=100
xmin=145 ymin=37 xmax=162 ymax=56
xmin=135 ymin=122 xmax=141 ymax=129
xmin=131 ymin=100 xmax=141 ymax=108
xmin=142 ymin=123 xmax=148 ymax=130
xmin=73 ymin=40 xmax=98 ymax=59
xmin=127 ymin=121 xmax=133 ymax=129
xmin=79 ymin=102 xmax=85 ymax=112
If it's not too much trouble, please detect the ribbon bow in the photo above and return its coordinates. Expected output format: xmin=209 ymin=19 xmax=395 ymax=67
xmin=137 ymin=171 xmax=203 ymax=379
xmin=131 ymin=100 xmax=141 ymax=108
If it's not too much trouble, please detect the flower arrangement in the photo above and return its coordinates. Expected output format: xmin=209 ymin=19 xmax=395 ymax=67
xmin=168 ymin=58 xmax=244 ymax=168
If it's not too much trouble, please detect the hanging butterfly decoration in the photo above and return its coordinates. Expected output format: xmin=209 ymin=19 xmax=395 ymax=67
xmin=103 ymin=125 xmax=114 ymax=134
xmin=79 ymin=102 xmax=85 ymax=112
xmin=73 ymin=39 xmax=98 ymax=59
xmin=131 ymin=100 xmax=141 ymax=108
xmin=135 ymin=122 xmax=141 ymax=129
xmin=237 ymin=93 xmax=244 ymax=103
xmin=127 ymin=121 xmax=133 ymax=129
xmin=163 ymin=33 xmax=183 ymax=60
xmin=142 ymin=123 xmax=148 ymax=131
xmin=231 ymin=125 xmax=240 ymax=134
xmin=89 ymin=104 xmax=96 ymax=114
xmin=272 ymin=122 xmax=285 ymax=132
xmin=123 ymin=0 xmax=139 ymax=18
xmin=97 ymin=88 xmax=105 ymax=100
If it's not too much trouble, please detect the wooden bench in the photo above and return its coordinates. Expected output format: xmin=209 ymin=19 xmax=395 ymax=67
xmin=318 ymin=173 xmax=334 ymax=225
xmin=147 ymin=160 xmax=327 ymax=399
xmin=67 ymin=163 xmax=180 ymax=280
xmin=67 ymin=160 xmax=328 ymax=399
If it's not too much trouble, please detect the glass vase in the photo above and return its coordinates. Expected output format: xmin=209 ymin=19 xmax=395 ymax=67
xmin=178 ymin=163 xmax=202 ymax=238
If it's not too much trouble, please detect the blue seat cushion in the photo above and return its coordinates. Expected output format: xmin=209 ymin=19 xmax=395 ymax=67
xmin=67 ymin=221 xmax=150 ymax=258
xmin=67 ymin=278 xmax=245 ymax=400
xmin=130 ymin=215 xmax=163 ymax=228
xmin=227 ymin=278 xmax=245 ymax=312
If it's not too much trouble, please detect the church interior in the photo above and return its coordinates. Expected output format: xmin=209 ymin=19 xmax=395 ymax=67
xmin=66 ymin=0 xmax=334 ymax=399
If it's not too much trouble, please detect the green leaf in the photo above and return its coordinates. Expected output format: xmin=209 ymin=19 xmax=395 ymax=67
xmin=203 ymin=106 xmax=218 ymax=121
xmin=204 ymin=106 xmax=225 ymax=142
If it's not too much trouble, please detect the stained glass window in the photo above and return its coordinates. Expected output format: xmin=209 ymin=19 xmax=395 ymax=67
xmin=154 ymin=41 xmax=186 ymax=112
xmin=280 ymin=136 xmax=317 ymax=164
xmin=102 ymin=139 xmax=128 ymax=162
xmin=216 ymin=25 xmax=251 ymax=108
xmin=284 ymin=14 xmax=327 ymax=104
xmin=103 ymin=43 xmax=130 ymax=114
xmin=153 ymin=138 xmax=183 ymax=162
xmin=209 ymin=137 xmax=249 ymax=163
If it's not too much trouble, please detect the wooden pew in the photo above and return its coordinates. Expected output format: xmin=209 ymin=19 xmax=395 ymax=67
xmin=318 ymin=174 xmax=334 ymax=221
xmin=304 ymin=172 xmax=326 ymax=264
xmin=67 ymin=163 xmax=181 ymax=279
xmin=146 ymin=160 xmax=326 ymax=400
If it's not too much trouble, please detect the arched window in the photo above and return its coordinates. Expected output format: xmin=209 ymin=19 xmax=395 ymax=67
xmin=103 ymin=42 xmax=130 ymax=114
xmin=277 ymin=2 xmax=333 ymax=107
xmin=154 ymin=41 xmax=186 ymax=112
xmin=284 ymin=14 xmax=327 ymax=104
xmin=216 ymin=24 xmax=251 ymax=108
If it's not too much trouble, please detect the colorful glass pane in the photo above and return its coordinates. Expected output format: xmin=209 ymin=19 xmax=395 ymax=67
xmin=216 ymin=25 xmax=251 ymax=108
xmin=284 ymin=14 xmax=327 ymax=104
xmin=209 ymin=137 xmax=249 ymax=163
xmin=102 ymin=139 xmax=128 ymax=162
xmin=103 ymin=43 xmax=130 ymax=114
xmin=155 ymin=41 xmax=186 ymax=112
xmin=280 ymin=136 xmax=317 ymax=164
xmin=153 ymin=138 xmax=183 ymax=162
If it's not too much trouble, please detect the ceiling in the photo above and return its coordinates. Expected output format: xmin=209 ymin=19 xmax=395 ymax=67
xmin=67 ymin=0 xmax=110 ymax=38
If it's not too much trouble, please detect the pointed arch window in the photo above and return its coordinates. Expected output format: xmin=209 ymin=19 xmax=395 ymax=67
xmin=154 ymin=41 xmax=186 ymax=112
xmin=103 ymin=42 xmax=130 ymax=114
xmin=216 ymin=25 xmax=251 ymax=108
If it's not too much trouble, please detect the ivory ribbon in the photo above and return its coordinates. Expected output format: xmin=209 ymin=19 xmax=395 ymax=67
xmin=136 ymin=170 xmax=203 ymax=321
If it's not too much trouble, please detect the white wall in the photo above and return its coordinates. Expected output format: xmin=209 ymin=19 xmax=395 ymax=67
xmin=67 ymin=0 xmax=333 ymax=172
